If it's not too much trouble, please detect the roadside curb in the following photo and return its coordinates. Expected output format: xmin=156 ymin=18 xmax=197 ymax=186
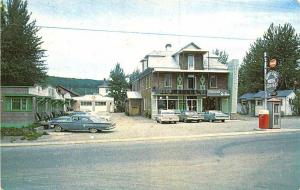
xmin=1 ymin=129 xmax=300 ymax=147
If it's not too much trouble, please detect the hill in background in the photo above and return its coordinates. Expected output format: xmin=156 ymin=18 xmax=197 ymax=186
xmin=46 ymin=76 xmax=104 ymax=96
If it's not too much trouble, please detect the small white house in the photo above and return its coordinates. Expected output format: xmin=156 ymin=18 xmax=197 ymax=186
xmin=239 ymin=90 xmax=296 ymax=116
xmin=73 ymin=94 xmax=114 ymax=113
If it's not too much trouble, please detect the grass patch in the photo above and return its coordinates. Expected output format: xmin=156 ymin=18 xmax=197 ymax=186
xmin=1 ymin=124 xmax=45 ymax=141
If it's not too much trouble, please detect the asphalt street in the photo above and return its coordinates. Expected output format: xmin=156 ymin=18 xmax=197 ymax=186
xmin=1 ymin=132 xmax=300 ymax=190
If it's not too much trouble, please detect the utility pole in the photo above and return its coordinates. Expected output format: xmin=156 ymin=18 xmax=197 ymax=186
xmin=264 ymin=52 xmax=268 ymax=109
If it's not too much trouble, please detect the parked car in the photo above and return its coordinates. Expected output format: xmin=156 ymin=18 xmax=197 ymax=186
xmin=49 ymin=115 xmax=115 ymax=133
xmin=202 ymin=110 xmax=230 ymax=122
xmin=179 ymin=111 xmax=203 ymax=122
xmin=155 ymin=110 xmax=179 ymax=124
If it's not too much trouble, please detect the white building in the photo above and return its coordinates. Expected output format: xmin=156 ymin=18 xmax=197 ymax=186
xmin=239 ymin=90 xmax=296 ymax=116
xmin=73 ymin=95 xmax=114 ymax=113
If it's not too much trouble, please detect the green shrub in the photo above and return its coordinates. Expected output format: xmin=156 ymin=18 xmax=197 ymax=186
xmin=1 ymin=124 xmax=44 ymax=141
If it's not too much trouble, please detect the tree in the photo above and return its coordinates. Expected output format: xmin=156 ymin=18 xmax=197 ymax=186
xmin=238 ymin=23 xmax=300 ymax=96
xmin=127 ymin=68 xmax=140 ymax=89
xmin=1 ymin=0 xmax=47 ymax=86
xmin=108 ymin=63 xmax=128 ymax=112
xmin=212 ymin=49 xmax=229 ymax=65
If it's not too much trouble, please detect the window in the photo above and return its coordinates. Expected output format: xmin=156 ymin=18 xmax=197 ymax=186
xmin=209 ymin=75 xmax=217 ymax=88
xmin=188 ymin=55 xmax=194 ymax=70
xmin=95 ymin=102 xmax=106 ymax=106
xmin=81 ymin=101 xmax=92 ymax=106
xmin=164 ymin=74 xmax=172 ymax=87
xmin=188 ymin=75 xmax=195 ymax=89
xmin=256 ymin=100 xmax=262 ymax=106
xmin=11 ymin=98 xmax=27 ymax=111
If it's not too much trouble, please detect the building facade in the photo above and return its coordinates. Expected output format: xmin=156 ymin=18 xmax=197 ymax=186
xmin=131 ymin=42 xmax=239 ymax=119
xmin=239 ymin=90 xmax=296 ymax=116
xmin=1 ymin=85 xmax=74 ymax=127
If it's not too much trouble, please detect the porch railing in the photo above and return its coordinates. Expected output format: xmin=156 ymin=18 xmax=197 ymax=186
xmin=152 ymin=88 xmax=207 ymax=95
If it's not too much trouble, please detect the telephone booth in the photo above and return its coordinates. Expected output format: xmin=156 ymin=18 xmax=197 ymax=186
xmin=267 ymin=98 xmax=281 ymax=129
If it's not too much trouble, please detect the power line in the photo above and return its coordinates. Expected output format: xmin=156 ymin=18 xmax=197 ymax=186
xmin=37 ymin=25 xmax=256 ymax=41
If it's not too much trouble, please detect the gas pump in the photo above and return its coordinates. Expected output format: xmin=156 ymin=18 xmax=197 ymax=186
xmin=267 ymin=98 xmax=281 ymax=129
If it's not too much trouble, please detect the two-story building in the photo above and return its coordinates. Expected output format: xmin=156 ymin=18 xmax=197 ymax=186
xmin=129 ymin=42 xmax=239 ymax=119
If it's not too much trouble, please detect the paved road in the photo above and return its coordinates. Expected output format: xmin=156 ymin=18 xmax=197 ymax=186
xmin=2 ymin=132 xmax=300 ymax=190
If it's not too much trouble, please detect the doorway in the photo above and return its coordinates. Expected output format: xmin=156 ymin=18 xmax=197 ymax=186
xmin=186 ymin=96 xmax=197 ymax=111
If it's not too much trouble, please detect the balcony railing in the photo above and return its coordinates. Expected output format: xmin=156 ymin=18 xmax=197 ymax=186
xmin=153 ymin=88 xmax=207 ymax=95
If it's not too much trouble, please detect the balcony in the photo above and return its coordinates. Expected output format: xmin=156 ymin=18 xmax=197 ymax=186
xmin=152 ymin=88 xmax=207 ymax=96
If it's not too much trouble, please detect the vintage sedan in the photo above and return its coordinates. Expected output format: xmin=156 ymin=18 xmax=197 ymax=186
xmin=203 ymin=110 xmax=230 ymax=122
xmin=49 ymin=115 xmax=115 ymax=133
xmin=179 ymin=111 xmax=203 ymax=123
xmin=155 ymin=110 xmax=179 ymax=124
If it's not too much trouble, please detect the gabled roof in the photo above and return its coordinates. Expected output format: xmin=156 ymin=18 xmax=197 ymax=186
xmin=172 ymin=42 xmax=208 ymax=56
xmin=239 ymin=92 xmax=255 ymax=100
xmin=56 ymin=85 xmax=80 ymax=97
xmin=276 ymin=90 xmax=294 ymax=97
xmin=253 ymin=90 xmax=294 ymax=99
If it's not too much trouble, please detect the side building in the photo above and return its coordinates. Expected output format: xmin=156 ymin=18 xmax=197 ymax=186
xmin=129 ymin=42 xmax=239 ymax=119
xmin=1 ymin=85 xmax=77 ymax=127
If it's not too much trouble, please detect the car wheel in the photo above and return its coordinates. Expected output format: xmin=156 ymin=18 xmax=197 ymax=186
xmin=174 ymin=121 xmax=177 ymax=124
xmin=54 ymin=125 xmax=62 ymax=132
xmin=222 ymin=120 xmax=225 ymax=122
xmin=89 ymin=128 xmax=98 ymax=133
xmin=197 ymin=120 xmax=200 ymax=123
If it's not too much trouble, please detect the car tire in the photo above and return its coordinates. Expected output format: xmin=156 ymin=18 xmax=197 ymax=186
xmin=197 ymin=120 xmax=200 ymax=123
xmin=174 ymin=121 xmax=177 ymax=124
xmin=222 ymin=120 xmax=225 ymax=122
xmin=54 ymin=125 xmax=62 ymax=132
xmin=89 ymin=128 xmax=98 ymax=133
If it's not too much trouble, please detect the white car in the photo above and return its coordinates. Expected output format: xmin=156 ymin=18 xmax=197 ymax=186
xmin=155 ymin=110 xmax=179 ymax=124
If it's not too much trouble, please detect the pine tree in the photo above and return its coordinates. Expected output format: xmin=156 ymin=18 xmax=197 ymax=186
xmin=238 ymin=23 xmax=300 ymax=95
xmin=108 ymin=63 xmax=128 ymax=112
xmin=1 ymin=0 xmax=47 ymax=86
xmin=212 ymin=49 xmax=229 ymax=65
xmin=128 ymin=69 xmax=140 ymax=89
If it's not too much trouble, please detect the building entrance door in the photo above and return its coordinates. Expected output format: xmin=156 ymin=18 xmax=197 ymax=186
xmin=186 ymin=96 xmax=197 ymax=111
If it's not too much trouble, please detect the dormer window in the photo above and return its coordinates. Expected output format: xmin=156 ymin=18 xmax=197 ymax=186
xmin=188 ymin=55 xmax=194 ymax=70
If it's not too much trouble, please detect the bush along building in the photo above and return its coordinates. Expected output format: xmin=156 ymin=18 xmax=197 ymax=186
xmin=128 ymin=42 xmax=239 ymax=119
xmin=1 ymin=85 xmax=78 ymax=128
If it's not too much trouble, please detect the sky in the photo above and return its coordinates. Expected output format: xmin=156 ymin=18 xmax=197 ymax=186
xmin=26 ymin=0 xmax=300 ymax=80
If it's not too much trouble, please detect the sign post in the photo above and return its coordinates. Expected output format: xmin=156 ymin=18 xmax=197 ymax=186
xmin=264 ymin=52 xmax=268 ymax=109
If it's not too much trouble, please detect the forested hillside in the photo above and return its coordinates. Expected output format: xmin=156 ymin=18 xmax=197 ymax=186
xmin=46 ymin=76 xmax=103 ymax=95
